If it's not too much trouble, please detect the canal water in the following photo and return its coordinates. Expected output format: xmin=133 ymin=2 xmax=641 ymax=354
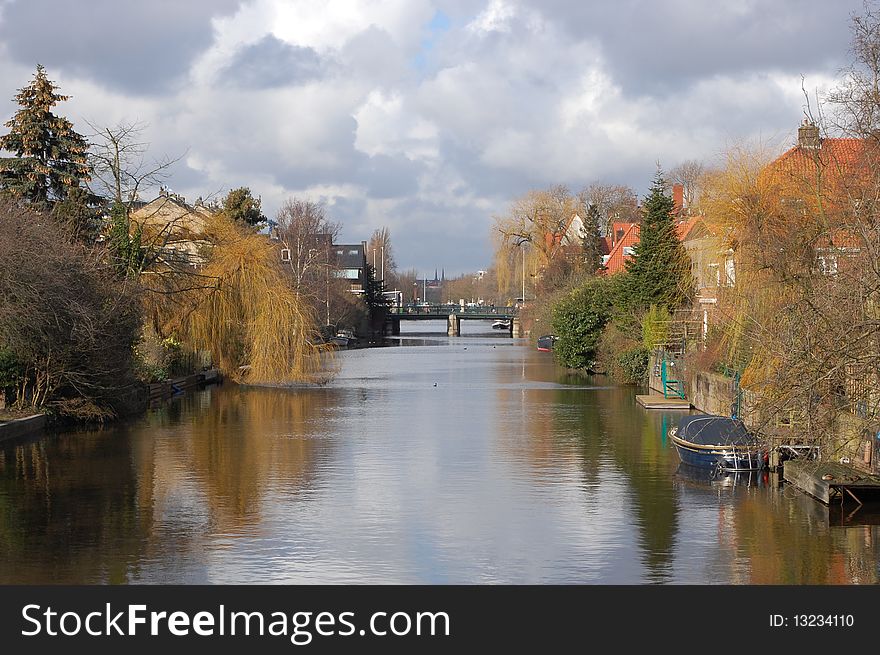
xmin=1 ymin=320 xmax=878 ymax=584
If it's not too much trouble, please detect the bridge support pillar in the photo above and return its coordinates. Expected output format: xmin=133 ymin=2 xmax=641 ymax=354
xmin=447 ymin=314 xmax=460 ymax=336
xmin=511 ymin=316 xmax=524 ymax=338
xmin=388 ymin=316 xmax=400 ymax=336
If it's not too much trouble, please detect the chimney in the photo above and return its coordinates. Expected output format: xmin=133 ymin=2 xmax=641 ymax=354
xmin=798 ymin=119 xmax=820 ymax=149
xmin=672 ymin=183 xmax=684 ymax=214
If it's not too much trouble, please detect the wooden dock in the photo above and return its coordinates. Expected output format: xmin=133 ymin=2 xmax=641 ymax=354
xmin=636 ymin=394 xmax=691 ymax=410
xmin=783 ymin=460 xmax=880 ymax=505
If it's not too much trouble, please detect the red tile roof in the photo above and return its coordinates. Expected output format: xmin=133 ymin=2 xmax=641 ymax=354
xmin=599 ymin=217 xmax=706 ymax=276
xmin=601 ymin=223 xmax=640 ymax=275
xmin=763 ymin=138 xmax=872 ymax=206
xmin=674 ymin=217 xmax=697 ymax=240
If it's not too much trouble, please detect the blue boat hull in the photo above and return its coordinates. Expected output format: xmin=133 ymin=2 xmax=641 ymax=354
xmin=671 ymin=434 xmax=764 ymax=471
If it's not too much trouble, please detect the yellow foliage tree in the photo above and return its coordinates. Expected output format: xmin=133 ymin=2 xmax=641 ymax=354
xmin=146 ymin=213 xmax=330 ymax=385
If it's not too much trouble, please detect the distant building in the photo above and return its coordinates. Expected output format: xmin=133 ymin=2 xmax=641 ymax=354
xmin=333 ymin=241 xmax=368 ymax=293
xmin=599 ymin=186 xmax=700 ymax=276
xmin=413 ymin=269 xmax=444 ymax=303
xmin=129 ymin=192 xmax=216 ymax=268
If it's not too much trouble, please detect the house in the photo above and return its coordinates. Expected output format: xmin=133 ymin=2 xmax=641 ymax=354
xmin=598 ymin=186 xmax=700 ymax=276
xmin=332 ymin=242 xmax=368 ymax=293
xmin=763 ymin=121 xmax=867 ymax=195
xmin=129 ymin=192 xmax=216 ymax=268
xmin=758 ymin=120 xmax=867 ymax=274
xmin=600 ymin=222 xmax=641 ymax=275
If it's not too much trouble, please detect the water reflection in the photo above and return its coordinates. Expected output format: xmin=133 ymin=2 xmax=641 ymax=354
xmin=0 ymin=386 xmax=329 ymax=583
xmin=1 ymin=325 xmax=878 ymax=583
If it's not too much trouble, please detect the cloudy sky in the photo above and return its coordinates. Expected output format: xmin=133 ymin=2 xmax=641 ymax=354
xmin=0 ymin=0 xmax=865 ymax=274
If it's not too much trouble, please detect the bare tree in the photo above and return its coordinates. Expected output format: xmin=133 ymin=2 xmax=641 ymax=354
xmin=274 ymin=198 xmax=342 ymax=325
xmin=395 ymin=267 xmax=419 ymax=302
xmin=87 ymin=120 xmax=183 ymax=208
xmin=668 ymin=159 xmax=706 ymax=211
xmin=0 ymin=200 xmax=142 ymax=419
xmin=577 ymin=183 xmax=640 ymax=236
xmin=367 ymin=226 xmax=397 ymax=287
xmin=828 ymin=2 xmax=880 ymax=139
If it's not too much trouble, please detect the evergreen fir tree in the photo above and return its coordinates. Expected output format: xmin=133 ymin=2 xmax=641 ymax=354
xmin=222 ymin=186 xmax=266 ymax=227
xmin=362 ymin=263 xmax=390 ymax=312
xmin=581 ymin=203 xmax=603 ymax=274
xmin=0 ymin=65 xmax=91 ymax=206
xmin=621 ymin=171 xmax=693 ymax=311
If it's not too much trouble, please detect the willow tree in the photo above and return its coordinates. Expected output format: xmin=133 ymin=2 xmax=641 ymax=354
xmin=493 ymin=185 xmax=579 ymax=301
xmin=150 ymin=214 xmax=330 ymax=384
xmin=701 ymin=133 xmax=880 ymax=460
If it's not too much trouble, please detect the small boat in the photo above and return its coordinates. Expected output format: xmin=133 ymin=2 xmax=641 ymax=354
xmin=669 ymin=415 xmax=765 ymax=471
xmin=492 ymin=320 xmax=511 ymax=330
xmin=536 ymin=334 xmax=558 ymax=352
xmin=331 ymin=329 xmax=357 ymax=347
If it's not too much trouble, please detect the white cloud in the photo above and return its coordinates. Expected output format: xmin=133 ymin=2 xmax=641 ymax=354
xmin=0 ymin=0 xmax=862 ymax=272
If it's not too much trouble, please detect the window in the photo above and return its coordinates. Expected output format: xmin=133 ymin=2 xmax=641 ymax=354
xmin=348 ymin=249 xmax=359 ymax=256
xmin=818 ymin=254 xmax=838 ymax=275
xmin=336 ymin=249 xmax=344 ymax=256
xmin=280 ymin=248 xmax=291 ymax=262
xmin=708 ymin=263 xmax=720 ymax=287
xmin=723 ymin=257 xmax=735 ymax=286
xmin=334 ymin=268 xmax=360 ymax=279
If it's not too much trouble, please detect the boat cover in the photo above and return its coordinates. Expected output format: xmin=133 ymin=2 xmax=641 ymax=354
xmin=675 ymin=415 xmax=754 ymax=446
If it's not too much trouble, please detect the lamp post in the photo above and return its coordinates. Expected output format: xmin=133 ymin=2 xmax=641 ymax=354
xmin=521 ymin=245 xmax=526 ymax=306
xmin=381 ymin=245 xmax=385 ymax=282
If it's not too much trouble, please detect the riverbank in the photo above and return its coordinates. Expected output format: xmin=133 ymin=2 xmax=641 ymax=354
xmin=0 ymin=368 xmax=223 ymax=443
xmin=0 ymin=413 xmax=47 ymax=442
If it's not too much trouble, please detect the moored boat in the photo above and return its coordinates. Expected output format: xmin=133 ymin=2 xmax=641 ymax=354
xmin=669 ymin=415 xmax=765 ymax=471
xmin=492 ymin=320 xmax=511 ymax=330
xmin=536 ymin=334 xmax=558 ymax=352
xmin=331 ymin=328 xmax=357 ymax=347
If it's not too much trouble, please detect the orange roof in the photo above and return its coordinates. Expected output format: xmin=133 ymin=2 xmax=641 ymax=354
xmin=769 ymin=138 xmax=865 ymax=178
xmin=609 ymin=221 xmax=635 ymax=238
xmin=762 ymin=138 xmax=872 ymax=206
xmin=599 ymin=217 xmax=705 ymax=276
xmin=674 ymin=217 xmax=702 ymax=241
xmin=600 ymin=223 xmax=640 ymax=275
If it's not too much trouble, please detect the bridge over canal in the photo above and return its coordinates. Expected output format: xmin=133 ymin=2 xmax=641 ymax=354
xmin=386 ymin=304 xmax=522 ymax=336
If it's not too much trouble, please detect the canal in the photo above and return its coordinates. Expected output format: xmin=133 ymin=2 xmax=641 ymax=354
xmin=1 ymin=321 xmax=878 ymax=584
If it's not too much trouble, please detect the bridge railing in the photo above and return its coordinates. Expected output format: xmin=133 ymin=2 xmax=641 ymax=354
xmin=389 ymin=304 xmax=518 ymax=316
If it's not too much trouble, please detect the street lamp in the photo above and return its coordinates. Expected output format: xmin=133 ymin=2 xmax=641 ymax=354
xmin=521 ymin=244 xmax=526 ymax=306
